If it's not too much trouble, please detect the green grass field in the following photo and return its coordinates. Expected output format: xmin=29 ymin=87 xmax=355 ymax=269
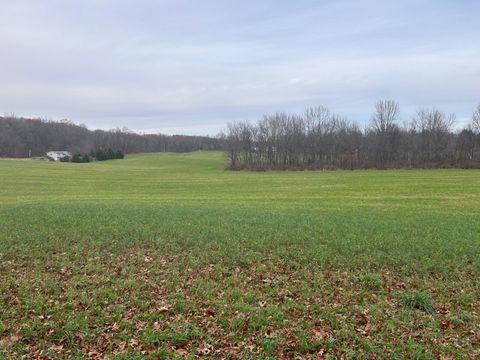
xmin=1 ymin=152 xmax=479 ymax=359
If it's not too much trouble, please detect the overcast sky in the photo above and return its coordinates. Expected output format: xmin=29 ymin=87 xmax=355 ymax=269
xmin=1 ymin=1 xmax=479 ymax=135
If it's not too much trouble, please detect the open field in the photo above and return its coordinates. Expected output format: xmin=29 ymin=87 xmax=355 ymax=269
xmin=1 ymin=152 xmax=479 ymax=359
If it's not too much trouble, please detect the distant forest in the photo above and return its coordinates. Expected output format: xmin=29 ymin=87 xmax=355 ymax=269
xmin=2 ymin=103 xmax=480 ymax=170
xmin=0 ymin=116 xmax=221 ymax=158
xmin=223 ymin=101 xmax=480 ymax=170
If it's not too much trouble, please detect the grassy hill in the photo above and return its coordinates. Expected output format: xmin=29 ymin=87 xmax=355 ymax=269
xmin=1 ymin=152 xmax=479 ymax=358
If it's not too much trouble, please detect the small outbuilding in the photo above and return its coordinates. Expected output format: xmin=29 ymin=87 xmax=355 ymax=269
xmin=46 ymin=151 xmax=72 ymax=161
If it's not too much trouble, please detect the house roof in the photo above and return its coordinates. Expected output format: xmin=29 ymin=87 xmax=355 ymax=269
xmin=47 ymin=151 xmax=71 ymax=154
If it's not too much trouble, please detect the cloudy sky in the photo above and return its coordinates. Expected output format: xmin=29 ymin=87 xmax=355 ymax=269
xmin=1 ymin=1 xmax=479 ymax=134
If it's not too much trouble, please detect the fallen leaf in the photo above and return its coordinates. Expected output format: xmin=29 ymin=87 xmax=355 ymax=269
xmin=10 ymin=332 xmax=22 ymax=343
xmin=312 ymin=329 xmax=330 ymax=340
xmin=258 ymin=301 xmax=268 ymax=308
xmin=129 ymin=338 xmax=139 ymax=347
xmin=395 ymin=282 xmax=406 ymax=289
xmin=158 ymin=305 xmax=171 ymax=313
xmin=437 ymin=305 xmax=450 ymax=315
xmin=50 ymin=344 xmax=63 ymax=352
xmin=176 ymin=348 xmax=189 ymax=356
xmin=204 ymin=308 xmax=215 ymax=317
xmin=197 ymin=343 xmax=213 ymax=355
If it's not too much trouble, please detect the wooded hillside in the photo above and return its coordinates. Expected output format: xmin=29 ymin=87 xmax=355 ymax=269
xmin=0 ymin=116 xmax=221 ymax=158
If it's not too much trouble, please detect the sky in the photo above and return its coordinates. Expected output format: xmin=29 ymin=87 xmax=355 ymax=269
xmin=1 ymin=0 xmax=479 ymax=135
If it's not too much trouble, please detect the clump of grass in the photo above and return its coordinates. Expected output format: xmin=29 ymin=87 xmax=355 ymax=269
xmin=354 ymin=273 xmax=383 ymax=291
xmin=400 ymin=292 xmax=435 ymax=314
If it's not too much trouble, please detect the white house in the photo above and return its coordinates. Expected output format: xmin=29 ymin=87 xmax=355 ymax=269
xmin=46 ymin=151 xmax=72 ymax=161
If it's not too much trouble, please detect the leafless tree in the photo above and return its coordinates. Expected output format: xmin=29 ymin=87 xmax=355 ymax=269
xmin=472 ymin=104 xmax=480 ymax=134
xmin=369 ymin=100 xmax=401 ymax=168
xmin=224 ymin=102 xmax=479 ymax=170
xmin=371 ymin=100 xmax=400 ymax=133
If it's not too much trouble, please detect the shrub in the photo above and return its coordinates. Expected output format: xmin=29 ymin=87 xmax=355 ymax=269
xmin=71 ymin=154 xmax=90 ymax=163
xmin=92 ymin=148 xmax=124 ymax=161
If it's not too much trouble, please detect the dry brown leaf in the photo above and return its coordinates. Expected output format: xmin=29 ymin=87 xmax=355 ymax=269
xmin=158 ymin=305 xmax=171 ymax=313
xmin=176 ymin=348 xmax=189 ymax=355
xmin=204 ymin=308 xmax=215 ymax=317
xmin=197 ymin=343 xmax=214 ymax=355
xmin=10 ymin=332 xmax=21 ymax=343
xmin=50 ymin=344 xmax=63 ymax=352
xmin=441 ymin=320 xmax=450 ymax=330
xmin=437 ymin=305 xmax=450 ymax=315
xmin=312 ymin=329 xmax=330 ymax=340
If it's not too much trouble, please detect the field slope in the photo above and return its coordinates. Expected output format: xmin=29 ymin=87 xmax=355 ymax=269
xmin=1 ymin=152 xmax=479 ymax=358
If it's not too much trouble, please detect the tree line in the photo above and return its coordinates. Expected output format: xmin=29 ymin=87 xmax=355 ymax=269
xmin=0 ymin=116 xmax=221 ymax=158
xmin=223 ymin=101 xmax=480 ymax=170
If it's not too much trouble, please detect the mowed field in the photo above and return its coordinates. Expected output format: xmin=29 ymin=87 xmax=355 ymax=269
xmin=1 ymin=152 xmax=479 ymax=359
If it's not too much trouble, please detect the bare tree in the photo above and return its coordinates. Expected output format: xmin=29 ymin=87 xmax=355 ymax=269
xmin=370 ymin=100 xmax=401 ymax=168
xmin=472 ymin=104 xmax=480 ymax=134
xmin=371 ymin=100 xmax=400 ymax=133
xmin=470 ymin=104 xmax=480 ymax=164
xmin=410 ymin=108 xmax=456 ymax=166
